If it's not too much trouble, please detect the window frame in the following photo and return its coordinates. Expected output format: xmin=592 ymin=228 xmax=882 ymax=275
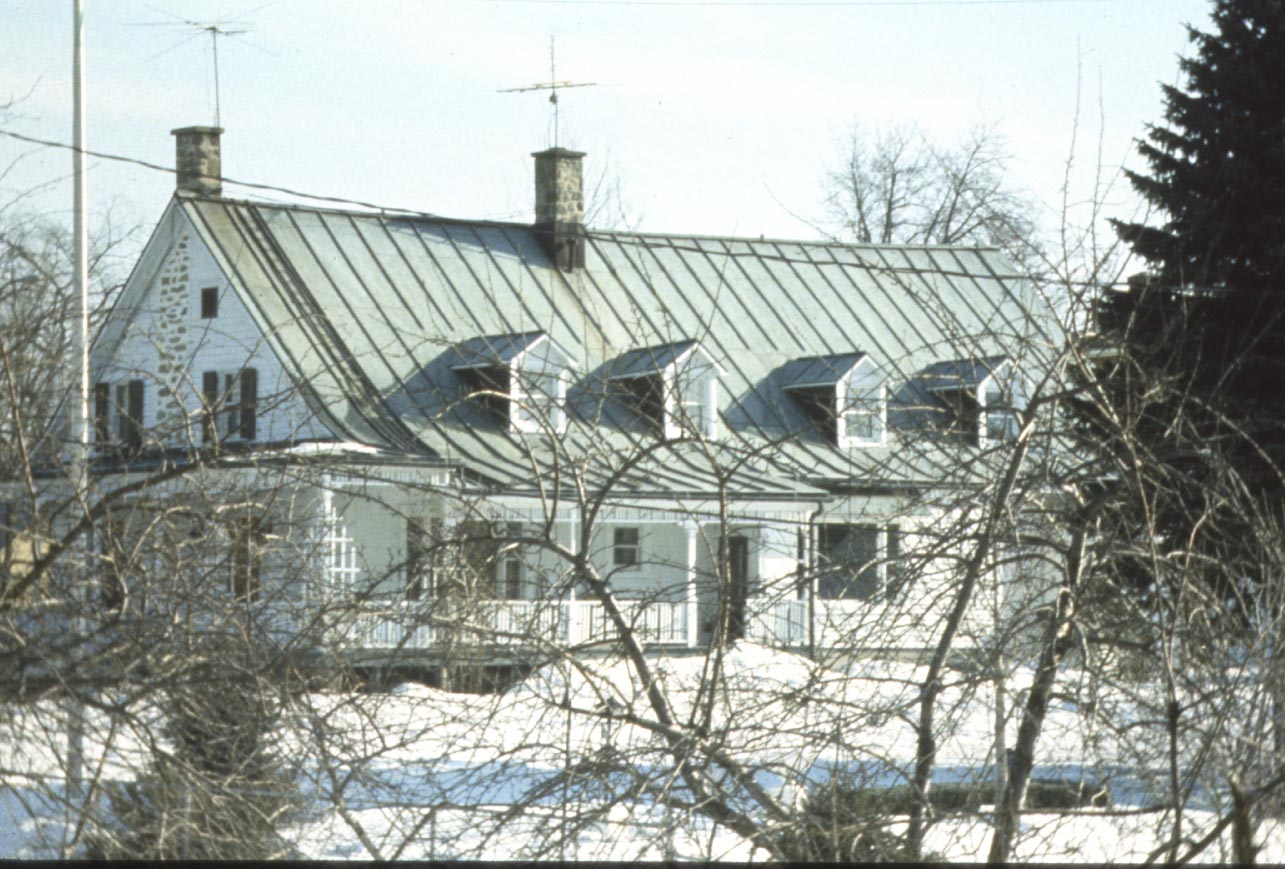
xmin=816 ymin=523 xmax=902 ymax=602
xmin=200 ymin=286 xmax=219 ymax=319
xmin=612 ymin=527 xmax=641 ymax=570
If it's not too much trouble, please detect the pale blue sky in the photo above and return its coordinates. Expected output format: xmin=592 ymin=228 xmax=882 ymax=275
xmin=3 ymin=0 xmax=1212 ymax=245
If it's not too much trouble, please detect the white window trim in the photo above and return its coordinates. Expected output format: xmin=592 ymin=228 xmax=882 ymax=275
xmin=663 ymin=354 xmax=721 ymax=440
xmin=837 ymin=381 xmax=886 ymax=448
xmin=510 ymin=365 xmax=568 ymax=435
xmin=836 ymin=358 xmax=886 ymax=449
xmin=977 ymin=370 xmax=1026 ymax=446
xmin=612 ymin=526 xmax=642 ymax=570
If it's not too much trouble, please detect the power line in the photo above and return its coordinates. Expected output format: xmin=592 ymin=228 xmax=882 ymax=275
xmin=0 ymin=125 xmax=1162 ymax=293
xmin=0 ymin=127 xmax=433 ymax=217
xmin=479 ymin=0 xmax=1105 ymax=6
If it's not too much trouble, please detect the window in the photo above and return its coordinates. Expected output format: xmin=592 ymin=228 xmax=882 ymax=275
xmin=925 ymin=357 xmax=1024 ymax=447
xmin=114 ymin=379 xmax=144 ymax=453
xmin=984 ymin=381 xmax=1022 ymax=443
xmin=672 ymin=355 xmax=718 ymax=439
xmin=782 ymin=352 xmax=885 ymax=447
xmin=206 ymin=368 xmax=258 ymax=443
xmin=512 ymin=367 xmax=567 ymax=434
xmin=817 ymin=523 xmax=903 ymax=601
xmin=200 ymin=286 xmax=219 ymax=319
xmin=840 ymin=381 xmax=885 ymax=446
xmin=451 ymin=332 xmax=572 ymax=434
xmin=613 ymin=527 xmax=640 ymax=568
xmin=609 ymin=341 xmax=719 ymax=439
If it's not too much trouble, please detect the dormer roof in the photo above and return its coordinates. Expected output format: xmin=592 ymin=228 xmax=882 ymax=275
xmin=608 ymin=340 xmax=701 ymax=379
xmin=450 ymin=331 xmax=549 ymax=370
xmin=922 ymin=355 xmax=1013 ymax=393
xmin=780 ymin=352 xmax=873 ymax=390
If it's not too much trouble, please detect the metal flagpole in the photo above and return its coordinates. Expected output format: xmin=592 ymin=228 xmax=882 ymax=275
xmin=66 ymin=0 xmax=89 ymax=845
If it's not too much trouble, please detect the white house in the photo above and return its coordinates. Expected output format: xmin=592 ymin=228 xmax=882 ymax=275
xmin=81 ymin=127 xmax=1056 ymax=680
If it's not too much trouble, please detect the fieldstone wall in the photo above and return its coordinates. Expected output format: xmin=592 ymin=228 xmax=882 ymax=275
xmin=150 ymin=234 xmax=193 ymax=442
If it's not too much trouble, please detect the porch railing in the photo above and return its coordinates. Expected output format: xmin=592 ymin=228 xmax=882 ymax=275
xmin=339 ymin=598 xmax=691 ymax=651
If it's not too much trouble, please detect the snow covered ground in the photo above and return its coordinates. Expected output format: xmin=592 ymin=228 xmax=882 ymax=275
xmin=2 ymin=641 xmax=1283 ymax=861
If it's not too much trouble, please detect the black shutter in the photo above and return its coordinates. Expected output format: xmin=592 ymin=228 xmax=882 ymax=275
xmin=239 ymin=368 xmax=257 ymax=441
xmin=93 ymin=383 xmax=111 ymax=443
xmin=885 ymin=524 xmax=903 ymax=602
xmin=202 ymin=371 xmax=219 ymax=444
xmin=407 ymin=520 xmax=425 ymax=601
xmin=126 ymin=379 xmax=144 ymax=452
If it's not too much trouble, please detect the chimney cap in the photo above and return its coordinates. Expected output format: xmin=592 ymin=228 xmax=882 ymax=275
xmin=531 ymin=147 xmax=586 ymax=159
xmin=171 ymin=125 xmax=224 ymax=136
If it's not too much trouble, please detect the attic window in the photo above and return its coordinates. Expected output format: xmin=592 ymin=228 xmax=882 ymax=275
xmin=451 ymin=331 xmax=571 ymax=434
xmin=609 ymin=340 xmax=719 ymax=439
xmin=924 ymin=356 xmax=1025 ymax=447
xmin=781 ymin=352 xmax=885 ymax=447
xmin=200 ymin=286 xmax=219 ymax=319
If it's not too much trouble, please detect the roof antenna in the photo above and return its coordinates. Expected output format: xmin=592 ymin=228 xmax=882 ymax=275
xmin=499 ymin=35 xmax=596 ymax=148
xmin=130 ymin=4 xmax=276 ymax=127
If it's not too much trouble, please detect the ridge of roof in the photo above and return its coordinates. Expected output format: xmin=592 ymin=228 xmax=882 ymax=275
xmin=175 ymin=192 xmax=1008 ymax=255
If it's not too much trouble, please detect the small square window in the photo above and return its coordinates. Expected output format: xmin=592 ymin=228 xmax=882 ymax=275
xmin=613 ymin=527 xmax=640 ymax=568
xmin=200 ymin=286 xmax=219 ymax=319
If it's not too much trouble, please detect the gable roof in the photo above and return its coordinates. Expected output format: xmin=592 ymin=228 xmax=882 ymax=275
xmin=174 ymin=193 xmax=1056 ymax=496
xmin=609 ymin=340 xmax=700 ymax=379
xmin=450 ymin=331 xmax=548 ymax=370
xmin=779 ymin=352 xmax=874 ymax=391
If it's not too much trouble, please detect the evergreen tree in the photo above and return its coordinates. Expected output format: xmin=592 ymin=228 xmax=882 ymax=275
xmin=86 ymin=655 xmax=298 ymax=859
xmin=1089 ymin=0 xmax=1285 ymax=610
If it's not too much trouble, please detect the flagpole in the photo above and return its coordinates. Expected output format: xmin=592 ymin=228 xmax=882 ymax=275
xmin=66 ymin=0 xmax=89 ymax=843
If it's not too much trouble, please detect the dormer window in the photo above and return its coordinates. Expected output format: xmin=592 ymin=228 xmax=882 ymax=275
xmin=924 ymin=356 xmax=1025 ymax=446
xmin=608 ymin=340 xmax=720 ymax=439
xmin=781 ymin=352 xmax=886 ymax=447
xmin=451 ymin=331 xmax=571 ymax=434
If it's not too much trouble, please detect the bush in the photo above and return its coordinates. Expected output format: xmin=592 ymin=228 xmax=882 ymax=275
xmin=777 ymin=779 xmax=945 ymax=862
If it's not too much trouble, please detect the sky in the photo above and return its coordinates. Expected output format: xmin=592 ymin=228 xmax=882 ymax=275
xmin=2 ymin=0 xmax=1214 ymax=250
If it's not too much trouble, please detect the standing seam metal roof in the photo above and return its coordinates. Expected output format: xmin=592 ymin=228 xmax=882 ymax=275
xmin=180 ymin=195 xmax=1056 ymax=496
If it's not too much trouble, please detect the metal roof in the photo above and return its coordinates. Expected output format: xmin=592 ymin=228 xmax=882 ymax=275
xmin=450 ymin=331 xmax=547 ymax=370
xmin=921 ymin=355 xmax=1011 ymax=392
xmin=608 ymin=340 xmax=699 ymax=379
xmin=178 ymin=195 xmax=1057 ymax=497
xmin=779 ymin=352 xmax=871 ymax=391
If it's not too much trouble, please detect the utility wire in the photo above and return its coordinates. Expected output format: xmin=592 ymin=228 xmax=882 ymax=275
xmin=0 ymin=127 xmax=434 ymax=217
xmin=0 ymin=125 xmax=1153 ymax=292
xmin=479 ymin=0 xmax=1105 ymax=6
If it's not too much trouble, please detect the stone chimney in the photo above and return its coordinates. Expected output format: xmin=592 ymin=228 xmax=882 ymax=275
xmin=171 ymin=126 xmax=223 ymax=196
xmin=532 ymin=147 xmax=585 ymax=270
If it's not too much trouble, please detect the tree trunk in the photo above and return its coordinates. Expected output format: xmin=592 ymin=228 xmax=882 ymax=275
xmin=987 ymin=525 xmax=1085 ymax=864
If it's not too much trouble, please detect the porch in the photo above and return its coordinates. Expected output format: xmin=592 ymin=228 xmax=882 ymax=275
xmin=329 ymin=596 xmax=905 ymax=653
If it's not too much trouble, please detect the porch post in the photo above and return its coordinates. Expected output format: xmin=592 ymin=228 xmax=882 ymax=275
xmin=684 ymin=520 xmax=698 ymax=648
xmin=567 ymin=506 xmax=579 ymax=645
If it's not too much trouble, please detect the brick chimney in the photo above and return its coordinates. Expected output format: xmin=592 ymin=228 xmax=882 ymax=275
xmin=171 ymin=126 xmax=223 ymax=196
xmin=532 ymin=147 xmax=585 ymax=270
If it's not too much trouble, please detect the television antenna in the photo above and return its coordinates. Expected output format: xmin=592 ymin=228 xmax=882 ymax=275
xmin=130 ymin=3 xmax=277 ymax=127
xmin=499 ymin=36 xmax=596 ymax=148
